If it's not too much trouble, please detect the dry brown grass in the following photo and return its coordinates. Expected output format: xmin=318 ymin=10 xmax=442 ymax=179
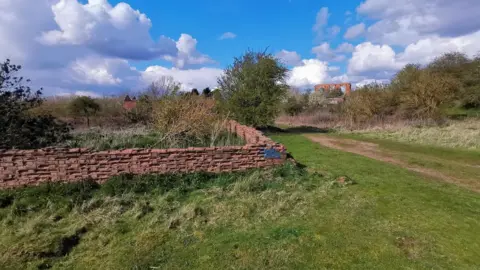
xmin=32 ymin=96 xmax=128 ymax=128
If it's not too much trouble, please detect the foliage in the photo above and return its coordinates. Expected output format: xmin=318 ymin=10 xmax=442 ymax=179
xmin=217 ymin=50 xmax=289 ymax=127
xmin=124 ymin=95 xmax=153 ymax=125
xmin=0 ymin=59 xmax=70 ymax=149
xmin=191 ymin=88 xmax=199 ymax=96
xmin=144 ymin=76 xmax=181 ymax=98
xmin=202 ymin=87 xmax=212 ymax=97
xmin=308 ymin=90 xmax=328 ymax=109
xmin=342 ymin=83 xmax=396 ymax=124
xmin=153 ymin=95 xmax=235 ymax=147
xmin=283 ymin=90 xmax=309 ymax=116
xmin=326 ymin=88 xmax=344 ymax=98
xmin=398 ymin=70 xmax=459 ymax=119
xmin=68 ymin=96 xmax=101 ymax=127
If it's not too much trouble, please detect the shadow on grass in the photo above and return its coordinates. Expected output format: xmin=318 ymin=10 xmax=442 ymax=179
xmin=259 ymin=125 xmax=331 ymax=134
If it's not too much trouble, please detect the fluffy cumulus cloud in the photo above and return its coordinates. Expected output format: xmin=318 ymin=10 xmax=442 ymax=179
xmin=348 ymin=31 xmax=480 ymax=78
xmin=357 ymin=0 xmax=480 ymax=46
xmin=163 ymin=34 xmax=215 ymax=69
xmin=276 ymin=50 xmax=302 ymax=66
xmin=344 ymin=23 xmax=365 ymax=39
xmin=0 ymin=0 xmax=217 ymax=96
xmin=348 ymin=42 xmax=401 ymax=75
xmin=287 ymin=59 xmax=330 ymax=88
xmin=40 ymin=0 xmax=178 ymax=60
xmin=142 ymin=66 xmax=223 ymax=91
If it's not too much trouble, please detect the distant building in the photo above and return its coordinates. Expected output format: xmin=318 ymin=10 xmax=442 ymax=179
xmin=123 ymin=95 xmax=137 ymax=110
xmin=314 ymin=83 xmax=352 ymax=96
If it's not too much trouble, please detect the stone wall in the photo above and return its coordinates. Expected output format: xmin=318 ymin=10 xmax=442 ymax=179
xmin=0 ymin=121 xmax=286 ymax=188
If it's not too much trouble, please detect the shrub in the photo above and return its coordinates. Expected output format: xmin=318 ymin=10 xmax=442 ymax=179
xmin=153 ymin=95 xmax=230 ymax=147
xmin=342 ymin=83 xmax=396 ymax=124
xmin=308 ymin=90 xmax=328 ymax=109
xmin=395 ymin=69 xmax=460 ymax=119
xmin=124 ymin=95 xmax=153 ymax=125
xmin=68 ymin=96 xmax=101 ymax=127
xmin=0 ymin=59 xmax=70 ymax=149
xmin=217 ymin=50 xmax=289 ymax=127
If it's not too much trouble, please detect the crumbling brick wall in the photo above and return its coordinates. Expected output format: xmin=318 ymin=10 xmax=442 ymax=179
xmin=0 ymin=121 xmax=287 ymax=188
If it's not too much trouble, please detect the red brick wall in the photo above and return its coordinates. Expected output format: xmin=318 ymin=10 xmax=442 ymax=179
xmin=0 ymin=121 xmax=287 ymax=189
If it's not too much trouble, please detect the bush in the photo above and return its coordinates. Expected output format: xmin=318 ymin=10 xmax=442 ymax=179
xmin=217 ymin=50 xmax=289 ymax=127
xmin=308 ymin=90 xmax=328 ymax=109
xmin=124 ymin=95 xmax=153 ymax=125
xmin=0 ymin=59 xmax=70 ymax=149
xmin=153 ymin=95 xmax=231 ymax=147
xmin=68 ymin=96 xmax=101 ymax=127
xmin=398 ymin=70 xmax=460 ymax=119
xmin=342 ymin=83 xmax=396 ymax=124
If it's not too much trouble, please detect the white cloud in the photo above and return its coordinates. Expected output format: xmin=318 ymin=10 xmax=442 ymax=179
xmin=276 ymin=50 xmax=302 ymax=66
xmin=312 ymin=7 xmax=330 ymax=39
xmin=398 ymin=31 xmax=480 ymax=64
xmin=336 ymin=42 xmax=355 ymax=53
xmin=328 ymin=66 xmax=340 ymax=72
xmin=57 ymin=90 xmax=103 ymax=98
xmin=287 ymin=59 xmax=330 ymax=88
xmin=348 ymin=30 xmax=480 ymax=77
xmin=344 ymin=23 xmax=365 ymax=39
xmin=0 ymin=0 xmax=215 ymax=97
xmin=348 ymin=42 xmax=401 ymax=75
xmin=142 ymin=66 xmax=223 ymax=91
xmin=164 ymin=34 xmax=215 ymax=69
xmin=70 ymin=57 xmax=139 ymax=86
xmin=357 ymin=0 xmax=480 ymax=46
xmin=312 ymin=43 xmax=348 ymax=62
xmin=327 ymin=25 xmax=341 ymax=37
xmin=219 ymin=32 xmax=237 ymax=40
xmin=40 ymin=0 xmax=178 ymax=60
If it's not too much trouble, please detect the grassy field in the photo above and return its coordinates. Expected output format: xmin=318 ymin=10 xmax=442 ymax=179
xmin=338 ymin=119 xmax=480 ymax=150
xmin=1 ymin=133 xmax=479 ymax=269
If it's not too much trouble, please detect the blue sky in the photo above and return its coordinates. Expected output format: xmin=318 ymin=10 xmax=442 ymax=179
xmin=1 ymin=0 xmax=480 ymax=97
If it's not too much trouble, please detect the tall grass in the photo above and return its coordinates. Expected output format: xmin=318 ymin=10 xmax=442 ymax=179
xmin=59 ymin=126 xmax=245 ymax=150
xmin=338 ymin=119 xmax=480 ymax=150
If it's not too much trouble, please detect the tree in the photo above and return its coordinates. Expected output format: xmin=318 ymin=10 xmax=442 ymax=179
xmin=217 ymin=50 xmax=289 ymax=127
xmin=202 ymin=87 xmax=212 ymax=97
xmin=0 ymin=59 xmax=70 ymax=149
xmin=191 ymin=88 xmax=199 ymax=96
xmin=68 ymin=96 xmax=101 ymax=127
xmin=145 ymin=76 xmax=181 ymax=99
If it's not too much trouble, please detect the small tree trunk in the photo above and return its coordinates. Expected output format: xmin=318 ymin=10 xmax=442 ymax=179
xmin=86 ymin=116 xmax=90 ymax=128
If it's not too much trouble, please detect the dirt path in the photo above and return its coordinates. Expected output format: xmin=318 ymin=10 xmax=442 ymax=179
xmin=305 ymin=134 xmax=480 ymax=193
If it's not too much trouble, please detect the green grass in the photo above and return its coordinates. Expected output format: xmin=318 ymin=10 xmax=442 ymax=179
xmin=330 ymin=133 xmax=480 ymax=191
xmin=59 ymin=127 xmax=245 ymax=150
xmin=1 ymin=134 xmax=479 ymax=269
xmin=338 ymin=119 xmax=480 ymax=150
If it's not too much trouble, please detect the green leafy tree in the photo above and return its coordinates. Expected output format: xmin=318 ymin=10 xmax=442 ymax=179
xmin=0 ymin=59 xmax=70 ymax=149
xmin=68 ymin=96 xmax=101 ymax=127
xmin=217 ymin=50 xmax=288 ymax=127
